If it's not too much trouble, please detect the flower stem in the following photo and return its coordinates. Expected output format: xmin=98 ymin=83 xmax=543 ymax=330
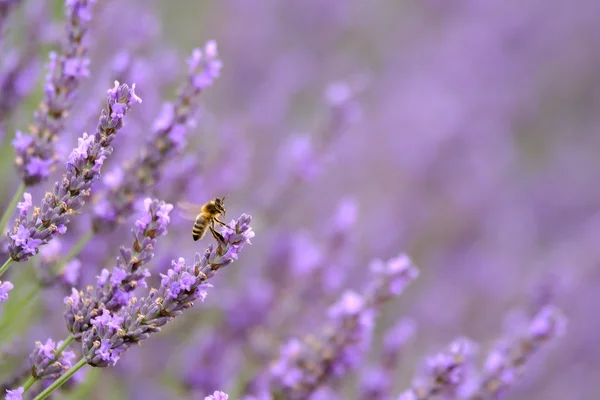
xmin=0 ymin=182 xmax=25 ymax=235
xmin=51 ymin=230 xmax=93 ymax=275
xmin=23 ymin=376 xmax=36 ymax=391
xmin=55 ymin=334 xmax=74 ymax=356
xmin=32 ymin=357 xmax=87 ymax=400
xmin=0 ymin=257 xmax=13 ymax=278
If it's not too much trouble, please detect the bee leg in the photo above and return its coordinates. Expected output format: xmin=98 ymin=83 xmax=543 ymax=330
xmin=209 ymin=224 xmax=225 ymax=242
xmin=214 ymin=217 xmax=227 ymax=227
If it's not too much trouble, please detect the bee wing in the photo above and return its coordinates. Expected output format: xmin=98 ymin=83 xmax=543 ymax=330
xmin=177 ymin=201 xmax=203 ymax=221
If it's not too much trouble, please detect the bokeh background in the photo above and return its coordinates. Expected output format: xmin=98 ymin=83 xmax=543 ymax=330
xmin=1 ymin=0 xmax=599 ymax=398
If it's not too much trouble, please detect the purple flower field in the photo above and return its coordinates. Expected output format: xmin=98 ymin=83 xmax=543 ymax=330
xmin=0 ymin=0 xmax=598 ymax=399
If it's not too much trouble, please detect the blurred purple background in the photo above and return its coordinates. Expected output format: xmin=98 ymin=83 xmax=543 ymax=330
xmin=1 ymin=0 xmax=599 ymax=398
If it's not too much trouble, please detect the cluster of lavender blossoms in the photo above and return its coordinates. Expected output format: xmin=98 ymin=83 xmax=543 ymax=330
xmin=13 ymin=0 xmax=95 ymax=185
xmin=6 ymin=81 xmax=140 ymax=263
xmin=0 ymin=1 xmax=578 ymax=399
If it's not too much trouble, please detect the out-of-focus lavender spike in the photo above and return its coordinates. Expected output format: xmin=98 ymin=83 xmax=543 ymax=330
xmin=65 ymin=198 xmax=172 ymax=340
xmin=257 ymin=80 xmax=362 ymax=222
xmin=469 ymin=305 xmax=567 ymax=399
xmin=266 ymin=254 xmax=419 ymax=399
xmin=92 ymin=41 xmax=222 ymax=233
xmin=80 ymin=214 xmax=253 ymax=367
xmin=13 ymin=0 xmax=96 ymax=186
xmin=0 ymin=280 xmax=13 ymax=302
xmin=6 ymin=81 xmax=141 ymax=263
xmin=360 ymin=318 xmax=417 ymax=399
xmin=28 ymin=338 xmax=75 ymax=381
xmin=4 ymin=386 xmax=23 ymax=400
xmin=400 ymin=337 xmax=479 ymax=400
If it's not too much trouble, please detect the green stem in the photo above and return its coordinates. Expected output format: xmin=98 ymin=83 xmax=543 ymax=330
xmin=0 ymin=182 xmax=25 ymax=235
xmin=23 ymin=376 xmax=36 ymax=391
xmin=55 ymin=334 xmax=74 ymax=356
xmin=0 ymin=257 xmax=13 ymax=278
xmin=32 ymin=357 xmax=87 ymax=400
xmin=52 ymin=231 xmax=93 ymax=275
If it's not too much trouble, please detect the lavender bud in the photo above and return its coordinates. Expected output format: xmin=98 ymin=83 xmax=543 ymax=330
xmin=29 ymin=338 xmax=75 ymax=380
xmin=92 ymin=42 xmax=222 ymax=233
xmin=7 ymin=81 xmax=141 ymax=262
xmin=14 ymin=0 xmax=96 ymax=185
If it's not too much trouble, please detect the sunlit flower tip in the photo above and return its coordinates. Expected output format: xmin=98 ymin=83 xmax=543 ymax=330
xmin=204 ymin=40 xmax=218 ymax=59
xmin=281 ymin=338 xmax=303 ymax=358
xmin=448 ymin=337 xmax=478 ymax=360
xmin=37 ymin=338 xmax=56 ymax=359
xmin=11 ymin=131 xmax=32 ymax=152
xmin=325 ymin=81 xmax=352 ymax=106
xmin=529 ymin=305 xmax=567 ymax=339
xmin=107 ymin=80 xmax=120 ymax=96
xmin=205 ymin=391 xmax=229 ymax=400
xmin=0 ymin=281 xmax=14 ymax=302
xmin=397 ymin=390 xmax=417 ymax=400
xmin=16 ymin=193 xmax=33 ymax=216
xmin=5 ymin=386 xmax=23 ymax=400
xmin=130 ymin=83 xmax=142 ymax=103
xmin=328 ymin=290 xmax=364 ymax=318
xmin=64 ymin=288 xmax=81 ymax=304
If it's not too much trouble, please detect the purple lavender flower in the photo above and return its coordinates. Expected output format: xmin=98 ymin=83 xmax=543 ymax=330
xmin=65 ymin=199 xmax=172 ymax=339
xmin=404 ymin=337 xmax=478 ymax=400
xmin=469 ymin=305 xmax=567 ymax=399
xmin=0 ymin=280 xmax=13 ymax=302
xmin=205 ymin=391 xmax=229 ymax=400
xmin=4 ymin=386 xmax=23 ymax=400
xmin=267 ymin=254 xmax=419 ymax=399
xmin=29 ymin=338 xmax=75 ymax=380
xmin=81 ymin=214 xmax=253 ymax=367
xmin=92 ymin=41 xmax=222 ymax=233
xmin=6 ymin=81 xmax=140 ymax=262
xmin=13 ymin=0 xmax=96 ymax=185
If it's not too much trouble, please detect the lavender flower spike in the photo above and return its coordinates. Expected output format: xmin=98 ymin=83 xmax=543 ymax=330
xmin=469 ymin=305 xmax=567 ymax=399
xmin=80 ymin=213 xmax=254 ymax=367
xmin=29 ymin=338 xmax=75 ymax=380
xmin=7 ymin=81 xmax=141 ymax=262
xmin=92 ymin=41 xmax=222 ymax=232
xmin=267 ymin=254 xmax=419 ymax=399
xmin=65 ymin=198 xmax=172 ymax=339
xmin=401 ymin=337 xmax=478 ymax=400
xmin=0 ymin=280 xmax=14 ymax=302
xmin=13 ymin=0 xmax=96 ymax=185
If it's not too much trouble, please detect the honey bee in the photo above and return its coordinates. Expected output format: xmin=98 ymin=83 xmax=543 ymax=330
xmin=177 ymin=197 xmax=227 ymax=242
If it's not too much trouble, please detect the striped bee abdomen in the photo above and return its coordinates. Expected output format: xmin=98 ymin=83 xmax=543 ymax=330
xmin=192 ymin=215 xmax=209 ymax=241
